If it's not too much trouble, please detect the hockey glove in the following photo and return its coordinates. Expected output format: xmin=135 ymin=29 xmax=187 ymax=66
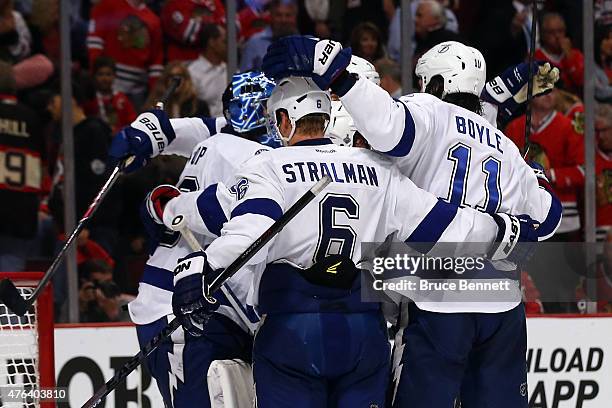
xmin=528 ymin=160 xmax=555 ymax=192
xmin=172 ymin=251 xmax=220 ymax=337
xmin=145 ymin=184 xmax=181 ymax=224
xmin=489 ymin=213 xmax=539 ymax=265
xmin=262 ymin=35 xmax=352 ymax=90
xmin=140 ymin=185 xmax=181 ymax=254
xmin=108 ymin=110 xmax=176 ymax=173
xmin=481 ymin=61 xmax=559 ymax=118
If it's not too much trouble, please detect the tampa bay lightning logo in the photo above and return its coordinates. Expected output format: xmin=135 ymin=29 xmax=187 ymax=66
xmin=438 ymin=43 xmax=451 ymax=53
xmin=229 ymin=178 xmax=249 ymax=200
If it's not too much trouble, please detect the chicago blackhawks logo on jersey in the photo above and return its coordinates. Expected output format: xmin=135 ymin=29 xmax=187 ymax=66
xmin=117 ymin=15 xmax=150 ymax=49
xmin=229 ymin=178 xmax=249 ymax=200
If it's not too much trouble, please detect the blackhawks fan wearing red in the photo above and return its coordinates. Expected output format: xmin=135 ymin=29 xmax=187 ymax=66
xmin=87 ymin=0 xmax=164 ymax=96
xmin=506 ymin=111 xmax=584 ymax=234
xmin=596 ymin=148 xmax=612 ymax=241
xmin=535 ymin=47 xmax=584 ymax=95
xmin=83 ymin=91 xmax=137 ymax=135
xmin=0 ymin=94 xmax=43 ymax=239
xmin=161 ymin=0 xmax=226 ymax=62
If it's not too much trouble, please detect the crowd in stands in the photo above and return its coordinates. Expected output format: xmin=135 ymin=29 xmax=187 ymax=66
xmin=0 ymin=0 xmax=610 ymax=321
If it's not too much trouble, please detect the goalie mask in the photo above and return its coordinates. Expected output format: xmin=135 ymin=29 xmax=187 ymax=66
xmin=415 ymin=41 xmax=486 ymax=97
xmin=266 ymin=76 xmax=331 ymax=145
xmin=223 ymin=71 xmax=276 ymax=136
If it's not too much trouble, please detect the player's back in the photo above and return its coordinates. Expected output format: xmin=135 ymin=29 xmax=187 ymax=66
xmin=253 ymin=141 xmax=409 ymax=268
xmin=394 ymin=93 xmax=538 ymax=218
xmin=207 ymin=138 xmax=500 ymax=313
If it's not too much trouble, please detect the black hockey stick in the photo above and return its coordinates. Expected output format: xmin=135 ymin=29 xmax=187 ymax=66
xmin=81 ymin=175 xmax=331 ymax=408
xmin=0 ymin=76 xmax=183 ymax=316
xmin=523 ymin=0 xmax=540 ymax=158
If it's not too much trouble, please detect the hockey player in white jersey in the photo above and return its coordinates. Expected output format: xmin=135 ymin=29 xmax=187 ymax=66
xmin=125 ymin=72 xmax=276 ymax=408
xmin=262 ymin=38 xmax=563 ymax=408
xmin=168 ymin=76 xmax=542 ymax=407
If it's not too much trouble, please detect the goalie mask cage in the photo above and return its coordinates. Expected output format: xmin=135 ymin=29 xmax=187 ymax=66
xmin=0 ymin=272 xmax=55 ymax=408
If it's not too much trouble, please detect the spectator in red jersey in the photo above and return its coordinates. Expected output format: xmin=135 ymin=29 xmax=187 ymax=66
xmin=349 ymin=22 xmax=385 ymax=64
xmin=595 ymin=104 xmax=612 ymax=242
xmin=188 ymin=24 xmax=227 ymax=117
xmin=535 ymin=12 xmax=584 ymax=96
xmin=506 ymin=88 xmax=585 ymax=313
xmin=554 ymin=88 xmax=584 ymax=135
xmin=0 ymin=62 xmax=44 ymax=272
xmin=160 ymin=0 xmax=225 ymax=63
xmin=84 ymin=56 xmax=137 ymax=135
xmin=147 ymin=61 xmax=208 ymax=118
xmin=505 ymin=89 xmax=585 ymax=238
xmin=240 ymin=0 xmax=299 ymax=72
xmin=87 ymin=0 xmax=164 ymax=109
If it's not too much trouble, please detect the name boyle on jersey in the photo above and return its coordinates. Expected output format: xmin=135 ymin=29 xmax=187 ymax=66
xmin=282 ymin=160 xmax=379 ymax=186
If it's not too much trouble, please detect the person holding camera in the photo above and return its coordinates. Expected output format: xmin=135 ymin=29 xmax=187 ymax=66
xmin=78 ymin=259 xmax=122 ymax=322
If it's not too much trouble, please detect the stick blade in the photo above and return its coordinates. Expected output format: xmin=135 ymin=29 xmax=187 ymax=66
xmin=0 ymin=278 xmax=30 ymax=316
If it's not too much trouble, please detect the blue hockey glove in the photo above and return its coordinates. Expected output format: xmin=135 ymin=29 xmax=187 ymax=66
xmin=108 ymin=110 xmax=176 ymax=173
xmin=489 ymin=213 xmax=539 ymax=265
xmin=172 ymin=251 xmax=220 ymax=337
xmin=262 ymin=35 xmax=352 ymax=90
xmin=481 ymin=61 xmax=559 ymax=118
xmin=140 ymin=184 xmax=181 ymax=254
xmin=528 ymin=160 xmax=555 ymax=191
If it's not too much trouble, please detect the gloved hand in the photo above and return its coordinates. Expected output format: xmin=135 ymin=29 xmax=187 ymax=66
xmin=481 ymin=61 xmax=560 ymax=117
xmin=262 ymin=35 xmax=352 ymax=90
xmin=527 ymin=160 xmax=555 ymax=192
xmin=172 ymin=251 xmax=220 ymax=337
xmin=140 ymin=185 xmax=181 ymax=254
xmin=145 ymin=184 xmax=181 ymax=224
xmin=108 ymin=110 xmax=176 ymax=173
xmin=488 ymin=213 xmax=539 ymax=265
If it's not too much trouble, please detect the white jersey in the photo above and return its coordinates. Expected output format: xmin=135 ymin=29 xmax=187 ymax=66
xmin=163 ymin=116 xmax=227 ymax=158
xmin=340 ymin=78 xmax=562 ymax=313
xmin=203 ymin=139 xmax=502 ymax=312
xmin=129 ymin=133 xmax=270 ymax=334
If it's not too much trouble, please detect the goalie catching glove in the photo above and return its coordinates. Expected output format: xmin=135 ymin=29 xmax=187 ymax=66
xmin=108 ymin=109 xmax=176 ymax=173
xmin=172 ymin=251 xmax=221 ymax=337
xmin=262 ymin=35 xmax=352 ymax=90
xmin=481 ymin=61 xmax=560 ymax=118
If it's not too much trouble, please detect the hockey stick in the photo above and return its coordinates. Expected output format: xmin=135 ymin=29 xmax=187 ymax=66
xmin=169 ymin=215 xmax=256 ymax=333
xmin=81 ymin=176 xmax=331 ymax=408
xmin=523 ymin=0 xmax=540 ymax=158
xmin=0 ymin=76 xmax=183 ymax=316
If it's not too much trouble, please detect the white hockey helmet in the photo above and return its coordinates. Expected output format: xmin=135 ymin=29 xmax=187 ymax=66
xmin=326 ymin=100 xmax=357 ymax=146
xmin=266 ymin=76 xmax=331 ymax=144
xmin=415 ymin=41 xmax=486 ymax=97
xmin=346 ymin=55 xmax=381 ymax=86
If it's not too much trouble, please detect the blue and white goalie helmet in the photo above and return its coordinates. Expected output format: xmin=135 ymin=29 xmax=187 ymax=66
xmin=223 ymin=71 xmax=276 ymax=134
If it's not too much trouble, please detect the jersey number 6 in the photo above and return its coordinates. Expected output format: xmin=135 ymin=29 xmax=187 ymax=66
xmin=313 ymin=193 xmax=359 ymax=263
